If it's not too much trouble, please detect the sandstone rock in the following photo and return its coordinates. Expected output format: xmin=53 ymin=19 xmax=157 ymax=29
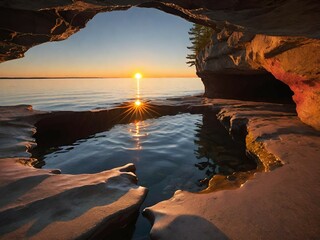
xmin=0 ymin=106 xmax=147 ymax=240
xmin=0 ymin=160 xmax=147 ymax=240
xmin=144 ymin=98 xmax=320 ymax=240
xmin=0 ymin=0 xmax=319 ymax=130
xmin=196 ymin=30 xmax=320 ymax=130
xmin=1 ymin=98 xmax=320 ymax=240
xmin=250 ymin=36 xmax=320 ymax=130
xmin=0 ymin=0 xmax=319 ymax=62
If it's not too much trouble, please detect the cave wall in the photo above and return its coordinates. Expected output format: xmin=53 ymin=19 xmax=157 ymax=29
xmin=196 ymin=28 xmax=320 ymax=129
xmin=0 ymin=0 xmax=319 ymax=129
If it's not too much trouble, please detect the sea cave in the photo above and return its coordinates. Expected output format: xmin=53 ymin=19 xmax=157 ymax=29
xmin=0 ymin=1 xmax=320 ymax=240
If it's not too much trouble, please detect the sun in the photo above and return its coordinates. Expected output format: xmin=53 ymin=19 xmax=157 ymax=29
xmin=134 ymin=73 xmax=142 ymax=79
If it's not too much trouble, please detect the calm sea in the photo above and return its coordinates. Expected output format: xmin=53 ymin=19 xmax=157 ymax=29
xmin=0 ymin=78 xmax=203 ymax=111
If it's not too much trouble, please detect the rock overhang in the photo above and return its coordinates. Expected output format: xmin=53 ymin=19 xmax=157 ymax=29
xmin=1 ymin=0 xmax=320 ymax=62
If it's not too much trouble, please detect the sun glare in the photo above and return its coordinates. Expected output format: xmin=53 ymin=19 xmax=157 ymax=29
xmin=135 ymin=100 xmax=142 ymax=107
xmin=134 ymin=73 xmax=142 ymax=79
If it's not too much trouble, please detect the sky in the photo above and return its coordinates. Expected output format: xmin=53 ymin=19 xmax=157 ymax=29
xmin=0 ymin=7 xmax=196 ymax=78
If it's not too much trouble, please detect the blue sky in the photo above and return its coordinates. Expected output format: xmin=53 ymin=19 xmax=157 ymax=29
xmin=0 ymin=7 xmax=195 ymax=78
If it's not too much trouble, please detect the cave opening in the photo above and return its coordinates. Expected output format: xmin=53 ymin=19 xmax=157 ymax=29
xmin=0 ymin=6 xmax=296 ymax=106
xmin=201 ymin=72 xmax=295 ymax=104
xmin=1 ymin=1 xmax=320 ymax=240
xmin=0 ymin=5 xmax=300 ymax=240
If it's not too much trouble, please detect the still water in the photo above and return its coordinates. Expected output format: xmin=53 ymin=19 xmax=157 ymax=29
xmin=0 ymin=78 xmax=203 ymax=111
xmin=31 ymin=113 xmax=255 ymax=239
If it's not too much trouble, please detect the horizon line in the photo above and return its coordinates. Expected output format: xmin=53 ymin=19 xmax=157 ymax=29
xmin=0 ymin=76 xmax=199 ymax=79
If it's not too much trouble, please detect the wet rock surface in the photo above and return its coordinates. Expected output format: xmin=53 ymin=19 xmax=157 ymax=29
xmin=1 ymin=0 xmax=319 ymax=129
xmin=144 ymin=97 xmax=320 ymax=240
xmin=0 ymin=97 xmax=319 ymax=239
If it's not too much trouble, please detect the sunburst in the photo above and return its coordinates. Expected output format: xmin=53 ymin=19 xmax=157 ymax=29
xmin=115 ymin=100 xmax=159 ymax=123
xmin=135 ymin=100 xmax=141 ymax=107
xmin=110 ymin=72 xmax=159 ymax=122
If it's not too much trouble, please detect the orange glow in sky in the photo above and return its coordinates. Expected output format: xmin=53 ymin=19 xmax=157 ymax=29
xmin=0 ymin=8 xmax=197 ymax=78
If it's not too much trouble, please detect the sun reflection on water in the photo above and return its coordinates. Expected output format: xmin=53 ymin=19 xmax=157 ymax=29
xmin=122 ymin=72 xmax=158 ymax=119
xmin=126 ymin=73 xmax=150 ymax=150
xmin=128 ymin=120 xmax=149 ymax=150
xmin=133 ymin=121 xmax=142 ymax=150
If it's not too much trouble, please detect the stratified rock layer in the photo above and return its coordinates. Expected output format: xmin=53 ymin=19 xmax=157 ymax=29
xmin=196 ymin=29 xmax=320 ymax=130
xmin=0 ymin=106 xmax=147 ymax=240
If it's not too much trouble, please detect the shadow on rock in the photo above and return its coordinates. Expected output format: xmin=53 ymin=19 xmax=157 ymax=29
xmin=150 ymin=214 xmax=229 ymax=240
xmin=0 ymin=174 xmax=50 ymax=210
xmin=0 ymin=174 xmax=141 ymax=239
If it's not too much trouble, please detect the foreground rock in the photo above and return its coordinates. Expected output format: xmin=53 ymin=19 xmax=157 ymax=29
xmin=0 ymin=0 xmax=319 ymax=129
xmin=0 ymin=106 xmax=147 ymax=240
xmin=1 ymin=98 xmax=320 ymax=239
xmin=144 ymin=98 xmax=320 ymax=239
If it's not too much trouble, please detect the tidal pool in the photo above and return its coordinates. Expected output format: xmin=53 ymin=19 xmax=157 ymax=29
xmin=31 ymin=112 xmax=256 ymax=239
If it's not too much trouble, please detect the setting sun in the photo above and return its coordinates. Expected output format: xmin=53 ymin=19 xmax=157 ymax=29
xmin=134 ymin=73 xmax=142 ymax=79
